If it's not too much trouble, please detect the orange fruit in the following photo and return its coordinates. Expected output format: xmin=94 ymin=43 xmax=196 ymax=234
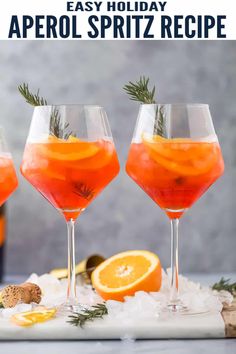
xmin=11 ymin=307 xmax=57 ymax=327
xmin=91 ymin=250 xmax=162 ymax=302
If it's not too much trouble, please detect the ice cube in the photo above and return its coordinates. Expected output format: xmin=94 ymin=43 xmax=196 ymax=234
xmin=1 ymin=303 xmax=32 ymax=318
xmin=215 ymin=290 xmax=233 ymax=306
xmin=76 ymin=285 xmax=103 ymax=305
xmin=106 ymin=300 xmax=124 ymax=317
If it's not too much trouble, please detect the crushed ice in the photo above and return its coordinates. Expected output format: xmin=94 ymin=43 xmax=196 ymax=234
xmin=1 ymin=303 xmax=33 ymax=318
xmin=0 ymin=269 xmax=233 ymax=320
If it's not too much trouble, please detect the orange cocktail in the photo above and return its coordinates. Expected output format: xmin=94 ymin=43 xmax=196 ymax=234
xmin=126 ymin=135 xmax=224 ymax=219
xmin=0 ymin=154 xmax=18 ymax=206
xmin=21 ymin=136 xmax=119 ymax=221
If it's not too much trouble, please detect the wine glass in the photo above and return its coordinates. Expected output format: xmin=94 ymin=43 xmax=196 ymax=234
xmin=21 ymin=105 xmax=120 ymax=310
xmin=126 ymin=104 xmax=224 ymax=312
xmin=0 ymin=128 xmax=18 ymax=206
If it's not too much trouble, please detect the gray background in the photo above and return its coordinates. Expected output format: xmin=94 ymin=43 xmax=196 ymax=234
xmin=0 ymin=41 xmax=235 ymax=275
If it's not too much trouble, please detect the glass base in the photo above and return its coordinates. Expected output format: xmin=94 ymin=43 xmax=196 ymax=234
xmin=59 ymin=302 xmax=89 ymax=314
xmin=167 ymin=301 xmax=187 ymax=313
xmin=165 ymin=300 xmax=209 ymax=316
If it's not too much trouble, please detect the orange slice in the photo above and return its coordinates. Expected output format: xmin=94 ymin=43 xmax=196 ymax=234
xmin=39 ymin=141 xmax=100 ymax=161
xmin=67 ymin=135 xmax=81 ymax=143
xmin=47 ymin=135 xmax=81 ymax=143
xmin=92 ymin=250 xmax=162 ymax=302
xmin=142 ymin=134 xmax=202 ymax=162
xmin=142 ymin=134 xmax=217 ymax=176
xmin=67 ymin=140 xmax=115 ymax=170
xmin=11 ymin=308 xmax=57 ymax=327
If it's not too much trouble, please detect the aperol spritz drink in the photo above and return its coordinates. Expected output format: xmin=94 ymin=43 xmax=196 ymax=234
xmin=0 ymin=155 xmax=18 ymax=206
xmin=0 ymin=129 xmax=18 ymax=205
xmin=21 ymin=136 xmax=119 ymax=221
xmin=126 ymin=135 xmax=224 ymax=219
xmin=126 ymin=104 xmax=224 ymax=312
xmin=21 ymin=105 xmax=119 ymax=309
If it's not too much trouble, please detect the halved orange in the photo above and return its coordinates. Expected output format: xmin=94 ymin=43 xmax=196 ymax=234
xmin=92 ymin=250 xmax=162 ymax=302
xmin=11 ymin=307 xmax=57 ymax=327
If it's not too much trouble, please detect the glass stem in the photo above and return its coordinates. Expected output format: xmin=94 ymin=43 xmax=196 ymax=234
xmin=170 ymin=218 xmax=179 ymax=304
xmin=67 ymin=218 xmax=77 ymax=304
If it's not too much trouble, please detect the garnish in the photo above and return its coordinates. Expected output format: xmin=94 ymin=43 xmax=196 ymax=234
xmin=0 ymin=302 xmax=3 ymax=309
xmin=68 ymin=303 xmax=108 ymax=328
xmin=123 ymin=76 xmax=165 ymax=136
xmin=123 ymin=76 xmax=156 ymax=104
xmin=18 ymin=83 xmax=48 ymax=106
xmin=91 ymin=250 xmax=161 ymax=301
xmin=11 ymin=307 xmax=57 ymax=327
xmin=49 ymin=107 xmax=72 ymax=140
xmin=212 ymin=277 xmax=236 ymax=296
xmin=73 ymin=182 xmax=94 ymax=201
xmin=153 ymin=105 xmax=165 ymax=137
xmin=18 ymin=83 xmax=73 ymax=139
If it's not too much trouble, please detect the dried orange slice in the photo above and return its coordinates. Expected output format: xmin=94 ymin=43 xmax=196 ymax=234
xmin=11 ymin=308 xmax=57 ymax=327
xmin=92 ymin=250 xmax=162 ymax=302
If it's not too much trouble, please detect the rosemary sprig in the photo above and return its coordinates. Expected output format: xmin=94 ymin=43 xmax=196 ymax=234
xmin=18 ymin=83 xmax=48 ymax=106
xmin=49 ymin=107 xmax=72 ymax=140
xmin=68 ymin=303 xmax=108 ymax=328
xmin=212 ymin=277 xmax=236 ymax=296
xmin=18 ymin=83 xmax=73 ymax=139
xmin=154 ymin=105 xmax=165 ymax=136
xmin=123 ymin=76 xmax=156 ymax=104
xmin=73 ymin=182 xmax=94 ymax=201
xmin=123 ymin=76 xmax=165 ymax=136
xmin=0 ymin=302 xmax=3 ymax=309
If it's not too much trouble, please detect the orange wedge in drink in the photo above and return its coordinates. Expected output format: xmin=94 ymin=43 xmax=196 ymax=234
xmin=92 ymin=250 xmax=162 ymax=302
xmin=142 ymin=134 xmax=217 ymax=176
xmin=142 ymin=134 xmax=200 ymax=162
xmin=39 ymin=139 xmax=100 ymax=161
xmin=11 ymin=307 xmax=57 ymax=327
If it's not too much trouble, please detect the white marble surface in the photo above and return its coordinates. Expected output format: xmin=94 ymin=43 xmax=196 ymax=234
xmin=0 ymin=274 xmax=236 ymax=352
xmin=0 ymin=311 xmax=225 ymax=340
